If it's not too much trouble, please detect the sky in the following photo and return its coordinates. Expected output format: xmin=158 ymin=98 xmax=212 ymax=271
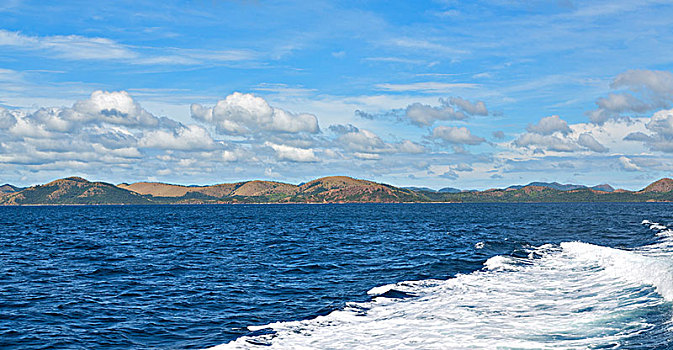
xmin=1 ymin=0 xmax=673 ymax=190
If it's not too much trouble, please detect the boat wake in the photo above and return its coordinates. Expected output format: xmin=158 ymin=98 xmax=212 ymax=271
xmin=212 ymin=220 xmax=673 ymax=349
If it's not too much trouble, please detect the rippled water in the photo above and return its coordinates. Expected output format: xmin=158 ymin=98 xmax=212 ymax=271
xmin=1 ymin=203 xmax=672 ymax=349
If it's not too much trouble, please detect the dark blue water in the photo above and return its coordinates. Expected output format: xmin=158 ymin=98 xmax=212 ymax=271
xmin=0 ymin=203 xmax=670 ymax=349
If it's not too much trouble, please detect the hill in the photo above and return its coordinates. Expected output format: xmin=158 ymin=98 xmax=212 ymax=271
xmin=0 ymin=177 xmax=151 ymax=205
xmin=292 ymin=176 xmax=423 ymax=203
xmin=639 ymin=178 xmax=673 ymax=193
xmin=0 ymin=184 xmax=23 ymax=195
xmin=2 ymin=176 xmax=673 ymax=205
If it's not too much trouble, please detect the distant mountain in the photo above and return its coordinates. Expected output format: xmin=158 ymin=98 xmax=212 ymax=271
xmin=590 ymin=184 xmax=614 ymax=192
xmin=404 ymin=186 xmax=462 ymax=193
xmin=2 ymin=176 xmax=673 ymax=205
xmin=506 ymin=182 xmax=615 ymax=192
xmin=403 ymin=186 xmax=437 ymax=193
xmin=438 ymin=187 xmax=462 ymax=193
xmin=0 ymin=184 xmax=23 ymax=194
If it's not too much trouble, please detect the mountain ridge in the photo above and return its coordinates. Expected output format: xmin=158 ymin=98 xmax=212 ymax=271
xmin=1 ymin=176 xmax=672 ymax=205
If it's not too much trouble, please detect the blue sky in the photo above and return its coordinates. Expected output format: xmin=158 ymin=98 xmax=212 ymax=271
xmin=1 ymin=0 xmax=673 ymax=189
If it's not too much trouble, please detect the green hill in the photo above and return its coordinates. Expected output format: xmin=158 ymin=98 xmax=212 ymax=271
xmin=0 ymin=177 xmax=151 ymax=205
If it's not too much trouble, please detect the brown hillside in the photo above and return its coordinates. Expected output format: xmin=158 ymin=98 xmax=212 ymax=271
xmin=639 ymin=178 xmax=673 ymax=193
xmin=118 ymin=182 xmax=193 ymax=197
xmin=0 ymin=184 xmax=20 ymax=194
xmin=119 ymin=180 xmax=296 ymax=198
xmin=0 ymin=177 xmax=150 ymax=205
xmin=194 ymin=183 xmax=239 ymax=198
xmin=297 ymin=176 xmax=419 ymax=202
xmin=231 ymin=181 xmax=298 ymax=197
xmin=520 ymin=185 xmax=550 ymax=194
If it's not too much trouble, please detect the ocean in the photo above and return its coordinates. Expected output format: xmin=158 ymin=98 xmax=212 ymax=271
xmin=1 ymin=203 xmax=672 ymax=349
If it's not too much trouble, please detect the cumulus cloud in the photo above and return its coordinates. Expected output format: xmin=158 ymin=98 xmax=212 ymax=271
xmin=405 ymin=97 xmax=489 ymax=126
xmin=448 ymin=97 xmax=488 ymax=116
xmin=357 ymin=96 xmax=489 ymax=127
xmin=405 ymin=102 xmax=467 ymax=126
xmin=0 ymin=91 xmax=235 ymax=177
xmin=337 ymin=128 xmax=389 ymax=153
xmin=0 ymin=108 xmax=18 ymax=129
xmin=512 ymin=115 xmax=614 ymax=154
xmin=612 ymin=70 xmax=673 ymax=97
xmin=139 ymin=125 xmax=217 ymax=151
xmin=588 ymin=70 xmax=673 ymax=124
xmin=577 ymin=133 xmax=608 ymax=153
xmin=397 ymin=140 xmax=425 ymax=153
xmin=68 ymin=90 xmax=161 ymax=127
xmin=526 ymin=115 xmax=571 ymax=135
xmin=618 ymin=156 xmax=641 ymax=171
xmin=595 ymin=93 xmax=650 ymax=114
xmin=514 ymin=133 xmax=579 ymax=152
xmin=191 ymin=92 xmax=319 ymax=135
xmin=646 ymin=108 xmax=673 ymax=137
xmin=332 ymin=125 xmax=424 ymax=155
xmin=265 ymin=142 xmax=319 ymax=162
xmin=328 ymin=123 xmax=359 ymax=134
xmin=622 ymin=108 xmax=673 ymax=152
xmin=432 ymin=126 xmax=485 ymax=145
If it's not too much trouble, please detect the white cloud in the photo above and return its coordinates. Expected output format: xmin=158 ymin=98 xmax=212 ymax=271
xmin=334 ymin=126 xmax=424 ymax=155
xmin=375 ymin=82 xmax=477 ymax=93
xmin=612 ymin=69 xmax=673 ymax=96
xmin=577 ymin=133 xmax=608 ymax=153
xmin=448 ymin=97 xmax=488 ymax=116
xmin=191 ymin=92 xmax=319 ymax=135
xmin=432 ymin=126 xmax=485 ymax=145
xmin=398 ymin=97 xmax=490 ymax=126
xmin=405 ymin=102 xmax=467 ymax=126
xmin=397 ymin=140 xmax=425 ymax=154
xmin=0 ymin=107 xmax=17 ymax=128
xmin=353 ymin=152 xmax=381 ymax=160
xmin=0 ymin=29 xmax=256 ymax=65
xmin=388 ymin=38 xmax=468 ymax=56
xmin=526 ymin=115 xmax=571 ymax=135
xmin=646 ymin=108 xmax=673 ymax=137
xmin=620 ymin=108 xmax=673 ymax=152
xmin=588 ymin=70 xmax=673 ymax=124
xmin=69 ymin=90 xmax=160 ymax=127
xmin=514 ymin=133 xmax=579 ymax=152
xmin=0 ymin=29 xmax=136 ymax=60
xmin=265 ymin=142 xmax=319 ymax=162
xmin=337 ymin=128 xmax=390 ymax=153
xmin=139 ymin=125 xmax=218 ymax=151
xmin=618 ymin=156 xmax=641 ymax=171
xmin=596 ymin=93 xmax=650 ymax=113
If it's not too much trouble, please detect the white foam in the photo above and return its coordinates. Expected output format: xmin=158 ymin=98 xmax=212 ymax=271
xmin=211 ymin=223 xmax=673 ymax=349
xmin=367 ymin=284 xmax=396 ymax=296
xmin=562 ymin=241 xmax=673 ymax=300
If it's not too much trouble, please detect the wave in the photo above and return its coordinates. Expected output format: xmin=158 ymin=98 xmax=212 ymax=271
xmin=211 ymin=220 xmax=673 ymax=349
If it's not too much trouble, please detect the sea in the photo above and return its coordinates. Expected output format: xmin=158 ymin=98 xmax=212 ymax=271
xmin=1 ymin=203 xmax=673 ymax=349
